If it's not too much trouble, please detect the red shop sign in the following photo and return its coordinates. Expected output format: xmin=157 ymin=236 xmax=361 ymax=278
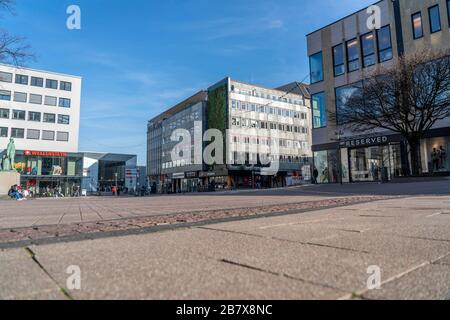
xmin=24 ymin=150 xmax=68 ymax=157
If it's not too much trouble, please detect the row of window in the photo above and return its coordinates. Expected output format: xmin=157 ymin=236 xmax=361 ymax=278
xmin=0 ymin=72 xmax=72 ymax=91
xmin=0 ymin=127 xmax=69 ymax=141
xmin=0 ymin=108 xmax=70 ymax=124
xmin=230 ymin=135 xmax=309 ymax=149
xmin=411 ymin=2 xmax=450 ymax=39
xmin=232 ymin=87 xmax=306 ymax=106
xmin=0 ymin=90 xmax=71 ymax=108
xmin=231 ymin=117 xmax=309 ymax=134
xmin=231 ymin=100 xmax=308 ymax=119
xmin=334 ymin=25 xmax=393 ymax=77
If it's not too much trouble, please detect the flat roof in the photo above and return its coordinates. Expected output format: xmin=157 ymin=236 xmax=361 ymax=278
xmin=306 ymin=0 xmax=383 ymax=37
xmin=0 ymin=63 xmax=82 ymax=79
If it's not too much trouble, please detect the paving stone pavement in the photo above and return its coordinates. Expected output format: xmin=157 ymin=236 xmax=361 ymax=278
xmin=0 ymin=195 xmax=449 ymax=300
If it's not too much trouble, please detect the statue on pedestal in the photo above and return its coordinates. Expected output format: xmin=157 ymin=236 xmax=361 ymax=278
xmin=0 ymin=138 xmax=16 ymax=172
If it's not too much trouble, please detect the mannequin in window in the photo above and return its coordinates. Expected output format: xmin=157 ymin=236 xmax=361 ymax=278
xmin=439 ymin=146 xmax=447 ymax=170
xmin=431 ymin=148 xmax=439 ymax=172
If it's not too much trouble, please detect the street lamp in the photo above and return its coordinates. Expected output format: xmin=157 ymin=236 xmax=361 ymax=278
xmin=334 ymin=129 xmax=344 ymax=185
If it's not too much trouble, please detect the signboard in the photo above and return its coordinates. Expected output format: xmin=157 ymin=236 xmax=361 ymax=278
xmin=24 ymin=150 xmax=68 ymax=157
xmin=340 ymin=136 xmax=389 ymax=148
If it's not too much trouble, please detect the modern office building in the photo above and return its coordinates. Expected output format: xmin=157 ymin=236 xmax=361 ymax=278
xmin=147 ymin=77 xmax=312 ymax=193
xmin=0 ymin=64 xmax=83 ymax=194
xmin=0 ymin=64 xmax=142 ymax=196
xmin=307 ymin=0 xmax=450 ymax=183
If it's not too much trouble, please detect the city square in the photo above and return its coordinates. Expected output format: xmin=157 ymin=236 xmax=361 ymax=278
xmin=1 ymin=179 xmax=450 ymax=299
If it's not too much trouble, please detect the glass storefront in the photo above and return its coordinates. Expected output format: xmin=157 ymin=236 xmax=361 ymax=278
xmin=12 ymin=151 xmax=83 ymax=197
xmin=348 ymin=143 xmax=403 ymax=182
xmin=313 ymin=150 xmax=339 ymax=183
xmin=421 ymin=136 xmax=449 ymax=173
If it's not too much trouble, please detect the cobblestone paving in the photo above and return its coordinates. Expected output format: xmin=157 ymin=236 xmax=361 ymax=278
xmin=0 ymin=196 xmax=390 ymax=247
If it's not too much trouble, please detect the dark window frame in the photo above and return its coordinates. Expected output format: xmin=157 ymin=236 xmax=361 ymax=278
xmin=10 ymin=128 xmax=25 ymax=139
xmin=346 ymin=38 xmax=360 ymax=72
xmin=411 ymin=12 xmax=424 ymax=39
xmin=59 ymin=98 xmax=71 ymax=108
xmin=45 ymin=79 xmax=58 ymax=89
xmin=28 ymin=111 xmax=41 ymax=122
xmin=0 ymin=108 xmax=9 ymax=119
xmin=60 ymin=81 xmax=72 ymax=91
xmin=0 ymin=126 xmax=7 ymax=138
xmin=428 ymin=5 xmax=442 ymax=34
xmin=447 ymin=0 xmax=450 ymax=28
xmin=0 ymin=90 xmax=11 ymax=101
xmin=43 ymin=113 xmax=56 ymax=123
xmin=30 ymin=76 xmax=44 ymax=87
xmin=376 ymin=25 xmax=393 ymax=63
xmin=15 ymin=74 xmax=29 ymax=85
xmin=12 ymin=110 xmax=26 ymax=121
xmin=309 ymin=51 xmax=324 ymax=84
xmin=332 ymin=43 xmax=345 ymax=77
xmin=360 ymin=32 xmax=376 ymax=68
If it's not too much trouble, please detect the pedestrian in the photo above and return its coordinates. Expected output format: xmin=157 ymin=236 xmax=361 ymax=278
xmin=313 ymin=167 xmax=319 ymax=184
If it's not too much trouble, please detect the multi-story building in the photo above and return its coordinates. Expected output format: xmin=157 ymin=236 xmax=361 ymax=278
xmin=307 ymin=0 xmax=450 ymax=183
xmin=0 ymin=64 xmax=83 ymax=194
xmin=147 ymin=77 xmax=312 ymax=193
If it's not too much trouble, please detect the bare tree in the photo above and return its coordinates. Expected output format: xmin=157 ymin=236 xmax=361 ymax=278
xmin=0 ymin=0 xmax=33 ymax=66
xmin=333 ymin=49 xmax=450 ymax=176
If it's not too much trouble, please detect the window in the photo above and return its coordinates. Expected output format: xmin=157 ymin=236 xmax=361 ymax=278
xmin=411 ymin=12 xmax=424 ymax=39
xmin=58 ymin=114 xmax=70 ymax=124
xmin=29 ymin=94 xmax=43 ymax=104
xmin=0 ymin=71 xmax=12 ymax=83
xmin=60 ymin=81 xmax=72 ymax=91
xmin=361 ymin=32 xmax=376 ymax=67
xmin=11 ymin=128 xmax=25 ymax=139
xmin=0 ymin=108 xmax=9 ymax=119
xmin=428 ymin=5 xmax=441 ymax=33
xmin=0 ymin=90 xmax=11 ymax=101
xmin=30 ymin=77 xmax=44 ymax=87
xmin=59 ymin=98 xmax=71 ymax=108
xmin=312 ymin=92 xmax=326 ymax=129
xmin=12 ymin=110 xmax=25 ymax=120
xmin=447 ymin=1 xmax=450 ymax=28
xmin=46 ymin=79 xmax=58 ymax=89
xmin=335 ymin=83 xmax=362 ymax=125
xmin=377 ymin=25 xmax=393 ymax=62
xmin=0 ymin=127 xmax=7 ymax=137
xmin=56 ymin=131 xmax=69 ymax=142
xmin=333 ymin=44 xmax=345 ymax=76
xmin=13 ymin=92 xmax=27 ymax=103
xmin=309 ymin=52 xmax=324 ymax=83
xmin=44 ymin=96 xmax=57 ymax=106
xmin=15 ymin=74 xmax=29 ymax=85
xmin=27 ymin=129 xmax=40 ymax=140
xmin=346 ymin=39 xmax=359 ymax=72
xmin=43 ymin=113 xmax=56 ymax=123
xmin=42 ymin=130 xmax=55 ymax=141
xmin=28 ymin=111 xmax=41 ymax=122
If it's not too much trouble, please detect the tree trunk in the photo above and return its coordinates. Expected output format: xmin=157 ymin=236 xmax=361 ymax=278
xmin=408 ymin=140 xmax=421 ymax=176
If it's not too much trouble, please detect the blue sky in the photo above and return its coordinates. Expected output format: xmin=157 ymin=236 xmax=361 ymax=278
xmin=2 ymin=0 xmax=374 ymax=164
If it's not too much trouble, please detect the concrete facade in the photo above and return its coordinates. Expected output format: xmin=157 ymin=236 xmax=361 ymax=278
xmin=0 ymin=64 xmax=82 ymax=154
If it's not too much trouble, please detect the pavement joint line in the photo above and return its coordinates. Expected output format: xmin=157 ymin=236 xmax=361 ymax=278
xmin=0 ymin=197 xmax=403 ymax=250
xmin=257 ymin=217 xmax=347 ymax=230
xmin=426 ymin=212 xmax=442 ymax=218
xmin=338 ymin=251 xmax=450 ymax=300
xmin=391 ymin=234 xmax=450 ymax=243
xmin=198 ymin=226 xmax=371 ymax=254
xmin=218 ymin=258 xmax=345 ymax=293
xmin=23 ymin=247 xmax=74 ymax=300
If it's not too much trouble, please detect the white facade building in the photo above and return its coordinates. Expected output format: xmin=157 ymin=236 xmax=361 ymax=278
xmin=0 ymin=64 xmax=81 ymax=153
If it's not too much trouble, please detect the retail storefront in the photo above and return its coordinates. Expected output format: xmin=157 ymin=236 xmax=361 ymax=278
xmin=2 ymin=150 xmax=84 ymax=196
xmin=313 ymin=130 xmax=450 ymax=183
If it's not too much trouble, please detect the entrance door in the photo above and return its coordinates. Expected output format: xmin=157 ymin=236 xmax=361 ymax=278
xmin=350 ymin=146 xmax=391 ymax=182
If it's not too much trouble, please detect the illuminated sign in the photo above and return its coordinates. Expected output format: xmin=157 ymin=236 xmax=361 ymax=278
xmin=24 ymin=150 xmax=68 ymax=157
